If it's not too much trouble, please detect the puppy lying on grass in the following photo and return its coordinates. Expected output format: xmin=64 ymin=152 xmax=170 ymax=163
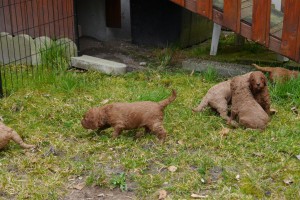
xmin=81 ymin=90 xmax=177 ymax=141
xmin=193 ymin=71 xmax=271 ymax=127
xmin=228 ymin=72 xmax=269 ymax=130
xmin=252 ymin=63 xmax=299 ymax=82
xmin=0 ymin=122 xmax=35 ymax=150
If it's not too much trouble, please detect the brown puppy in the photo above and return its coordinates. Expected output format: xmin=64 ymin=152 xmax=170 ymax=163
xmin=192 ymin=80 xmax=233 ymax=122
xmin=252 ymin=63 xmax=299 ymax=82
xmin=228 ymin=72 xmax=269 ymax=130
xmin=0 ymin=122 xmax=35 ymax=149
xmin=249 ymin=71 xmax=271 ymax=115
xmin=81 ymin=90 xmax=176 ymax=141
xmin=193 ymin=71 xmax=271 ymax=122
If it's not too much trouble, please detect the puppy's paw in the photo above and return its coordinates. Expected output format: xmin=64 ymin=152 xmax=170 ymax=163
xmin=227 ymin=120 xmax=239 ymax=128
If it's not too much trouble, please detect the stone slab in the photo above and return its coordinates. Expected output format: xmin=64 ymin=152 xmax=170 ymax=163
xmin=34 ymin=36 xmax=53 ymax=65
xmin=71 ymin=55 xmax=127 ymax=75
xmin=182 ymin=59 xmax=253 ymax=78
xmin=12 ymin=34 xmax=36 ymax=65
xmin=56 ymin=38 xmax=78 ymax=63
xmin=0 ymin=32 xmax=14 ymax=65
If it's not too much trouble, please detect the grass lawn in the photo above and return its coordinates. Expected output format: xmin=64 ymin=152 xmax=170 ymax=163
xmin=0 ymin=65 xmax=300 ymax=199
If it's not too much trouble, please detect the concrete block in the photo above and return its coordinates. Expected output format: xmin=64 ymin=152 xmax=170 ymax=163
xmin=34 ymin=36 xmax=53 ymax=65
xmin=71 ymin=55 xmax=127 ymax=75
xmin=55 ymin=38 xmax=78 ymax=63
xmin=0 ymin=32 xmax=14 ymax=65
xmin=12 ymin=34 xmax=36 ymax=65
xmin=182 ymin=59 xmax=253 ymax=78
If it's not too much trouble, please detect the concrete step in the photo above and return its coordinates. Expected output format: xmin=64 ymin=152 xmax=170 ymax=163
xmin=71 ymin=55 xmax=127 ymax=75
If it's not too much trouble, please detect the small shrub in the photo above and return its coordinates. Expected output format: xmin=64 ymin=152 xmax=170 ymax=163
xmin=40 ymin=42 xmax=68 ymax=70
xmin=202 ymin=67 xmax=219 ymax=82
xmin=110 ymin=172 xmax=127 ymax=192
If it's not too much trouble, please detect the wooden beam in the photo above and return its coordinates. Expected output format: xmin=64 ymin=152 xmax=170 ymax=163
xmin=223 ymin=0 xmax=241 ymax=32
xmin=280 ymin=0 xmax=300 ymax=59
xmin=170 ymin=0 xmax=184 ymax=7
xmin=197 ymin=0 xmax=212 ymax=19
xmin=252 ymin=0 xmax=271 ymax=46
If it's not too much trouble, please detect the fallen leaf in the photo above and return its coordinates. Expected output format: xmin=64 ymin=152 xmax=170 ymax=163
xmin=291 ymin=107 xmax=298 ymax=115
xmin=296 ymin=155 xmax=300 ymax=160
xmin=219 ymin=128 xmax=230 ymax=136
xmin=73 ymin=183 xmax=85 ymax=190
xmin=283 ymin=179 xmax=293 ymax=185
xmin=158 ymin=190 xmax=167 ymax=200
xmin=177 ymin=140 xmax=184 ymax=145
xmin=270 ymin=108 xmax=277 ymax=115
xmin=168 ymin=166 xmax=177 ymax=172
xmin=190 ymin=70 xmax=195 ymax=76
xmin=97 ymin=193 xmax=105 ymax=197
xmin=100 ymin=99 xmax=110 ymax=104
xmin=252 ymin=152 xmax=264 ymax=157
xmin=191 ymin=193 xmax=208 ymax=198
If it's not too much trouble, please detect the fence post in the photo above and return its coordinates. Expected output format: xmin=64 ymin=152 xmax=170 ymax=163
xmin=0 ymin=70 xmax=3 ymax=98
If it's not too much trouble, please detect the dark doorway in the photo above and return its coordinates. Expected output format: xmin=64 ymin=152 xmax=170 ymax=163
xmin=106 ymin=0 xmax=122 ymax=28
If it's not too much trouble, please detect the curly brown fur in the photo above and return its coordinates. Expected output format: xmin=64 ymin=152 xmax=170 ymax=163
xmin=193 ymin=72 xmax=271 ymax=124
xmin=249 ymin=71 xmax=271 ymax=115
xmin=252 ymin=63 xmax=299 ymax=82
xmin=81 ymin=90 xmax=177 ymax=141
xmin=228 ymin=72 xmax=269 ymax=130
xmin=192 ymin=80 xmax=233 ymax=122
xmin=0 ymin=122 xmax=35 ymax=149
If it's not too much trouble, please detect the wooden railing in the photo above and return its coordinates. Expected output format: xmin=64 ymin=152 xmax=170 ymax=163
xmin=170 ymin=0 xmax=300 ymax=63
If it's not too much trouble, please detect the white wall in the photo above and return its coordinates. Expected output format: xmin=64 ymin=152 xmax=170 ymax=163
xmin=78 ymin=0 xmax=131 ymax=41
xmin=272 ymin=0 xmax=281 ymax=10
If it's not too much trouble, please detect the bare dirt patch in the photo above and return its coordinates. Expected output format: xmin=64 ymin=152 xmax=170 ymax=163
xmin=64 ymin=187 xmax=135 ymax=200
xmin=79 ymin=37 xmax=152 ymax=72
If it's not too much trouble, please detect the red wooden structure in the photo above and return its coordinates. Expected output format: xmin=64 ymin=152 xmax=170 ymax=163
xmin=1 ymin=0 xmax=300 ymax=62
xmin=170 ymin=0 xmax=300 ymax=63
xmin=0 ymin=0 xmax=74 ymax=40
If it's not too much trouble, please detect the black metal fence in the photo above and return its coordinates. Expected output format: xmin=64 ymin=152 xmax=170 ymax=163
xmin=0 ymin=0 xmax=78 ymax=97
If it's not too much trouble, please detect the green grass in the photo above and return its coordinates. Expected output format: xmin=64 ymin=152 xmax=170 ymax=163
xmin=0 ymin=66 xmax=300 ymax=199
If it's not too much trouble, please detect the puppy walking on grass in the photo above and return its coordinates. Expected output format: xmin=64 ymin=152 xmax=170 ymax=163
xmin=0 ymin=122 xmax=35 ymax=150
xmin=81 ymin=90 xmax=177 ymax=141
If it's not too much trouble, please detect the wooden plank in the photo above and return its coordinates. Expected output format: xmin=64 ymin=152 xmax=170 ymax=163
xmin=269 ymin=36 xmax=282 ymax=54
xmin=240 ymin=22 xmax=252 ymax=39
xmin=252 ymin=0 xmax=271 ymax=46
xmin=212 ymin=7 xmax=223 ymax=25
xmin=280 ymin=0 xmax=300 ymax=59
xmin=185 ymin=0 xmax=197 ymax=13
xmin=296 ymin=13 xmax=300 ymax=62
xmin=197 ymin=0 xmax=212 ymax=19
xmin=223 ymin=0 xmax=241 ymax=32
xmin=170 ymin=0 xmax=184 ymax=6
xmin=0 ymin=0 xmax=12 ymax=33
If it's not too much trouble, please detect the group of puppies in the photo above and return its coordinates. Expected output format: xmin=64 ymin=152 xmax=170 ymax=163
xmin=0 ymin=64 xmax=298 ymax=149
xmin=193 ymin=71 xmax=270 ymax=129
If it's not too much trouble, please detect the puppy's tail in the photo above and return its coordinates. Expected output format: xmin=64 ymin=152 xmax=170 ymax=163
xmin=158 ymin=89 xmax=177 ymax=109
xmin=192 ymin=98 xmax=208 ymax=112
xmin=10 ymin=131 xmax=35 ymax=149
xmin=252 ymin=63 xmax=274 ymax=73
